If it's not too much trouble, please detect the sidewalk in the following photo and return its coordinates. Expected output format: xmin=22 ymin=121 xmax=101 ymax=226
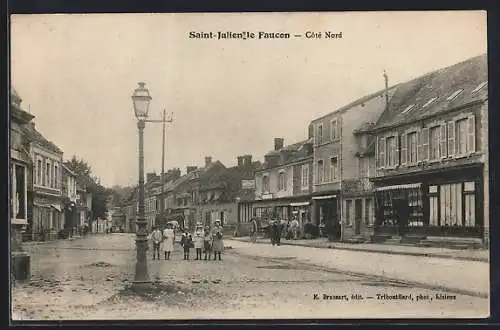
xmin=227 ymin=239 xmax=489 ymax=298
xmin=230 ymin=236 xmax=489 ymax=263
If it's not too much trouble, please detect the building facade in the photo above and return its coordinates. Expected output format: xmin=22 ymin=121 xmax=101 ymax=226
xmin=370 ymin=54 xmax=488 ymax=246
xmin=10 ymin=88 xmax=34 ymax=246
xmin=310 ymin=86 xmax=397 ymax=240
xmin=253 ymin=138 xmax=313 ymax=232
xmin=61 ymin=164 xmax=78 ymax=236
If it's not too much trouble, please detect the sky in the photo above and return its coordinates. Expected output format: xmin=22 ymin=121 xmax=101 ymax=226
xmin=10 ymin=11 xmax=487 ymax=187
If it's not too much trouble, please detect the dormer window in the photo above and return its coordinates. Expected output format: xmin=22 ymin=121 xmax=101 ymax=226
xmin=401 ymin=104 xmax=415 ymax=114
xmin=472 ymin=81 xmax=487 ymax=94
xmin=422 ymin=97 xmax=438 ymax=108
xmin=446 ymin=89 xmax=463 ymax=101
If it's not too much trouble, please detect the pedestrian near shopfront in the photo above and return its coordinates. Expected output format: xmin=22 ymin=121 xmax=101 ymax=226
xmin=211 ymin=220 xmax=224 ymax=261
xmin=150 ymin=226 xmax=163 ymax=260
xmin=203 ymin=226 xmax=212 ymax=260
xmin=193 ymin=232 xmax=203 ymax=260
xmin=162 ymin=223 xmax=175 ymax=260
xmin=181 ymin=232 xmax=193 ymax=260
xmin=250 ymin=218 xmax=258 ymax=243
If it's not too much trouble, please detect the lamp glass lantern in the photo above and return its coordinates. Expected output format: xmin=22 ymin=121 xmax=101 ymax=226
xmin=132 ymin=82 xmax=152 ymax=120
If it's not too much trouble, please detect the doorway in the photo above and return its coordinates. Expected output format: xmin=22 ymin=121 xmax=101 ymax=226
xmin=354 ymin=199 xmax=362 ymax=235
xmin=392 ymin=198 xmax=409 ymax=236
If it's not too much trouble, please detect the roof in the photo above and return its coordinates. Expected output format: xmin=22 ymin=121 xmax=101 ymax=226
xmin=19 ymin=123 xmax=63 ymax=154
xmin=373 ymin=54 xmax=488 ymax=131
xmin=261 ymin=139 xmax=313 ymax=170
xmin=62 ymin=164 xmax=77 ymax=177
xmin=311 ymin=85 xmax=399 ymax=124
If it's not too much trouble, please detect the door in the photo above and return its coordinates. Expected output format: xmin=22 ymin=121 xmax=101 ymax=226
xmin=354 ymin=199 xmax=363 ymax=235
xmin=392 ymin=198 xmax=409 ymax=236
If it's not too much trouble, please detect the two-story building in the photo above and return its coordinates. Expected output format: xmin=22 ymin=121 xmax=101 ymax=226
xmin=61 ymin=164 xmax=78 ymax=236
xmin=310 ymin=85 xmax=398 ymax=240
xmin=21 ymin=117 xmax=64 ymax=241
xmin=75 ymin=183 xmax=92 ymax=233
xmin=10 ymin=88 xmax=34 ymax=246
xmin=370 ymin=54 xmax=488 ymax=247
xmin=253 ymin=138 xmax=313 ymax=230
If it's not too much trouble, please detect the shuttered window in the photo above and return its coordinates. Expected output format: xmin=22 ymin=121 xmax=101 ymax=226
xmin=401 ymin=133 xmax=407 ymax=165
xmin=447 ymin=121 xmax=455 ymax=157
xmin=421 ymin=127 xmax=429 ymax=161
xmin=378 ymin=137 xmax=386 ymax=168
xmin=439 ymin=124 xmax=447 ymax=159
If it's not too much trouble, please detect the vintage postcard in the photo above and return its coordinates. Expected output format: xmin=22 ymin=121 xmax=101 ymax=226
xmin=9 ymin=11 xmax=489 ymax=321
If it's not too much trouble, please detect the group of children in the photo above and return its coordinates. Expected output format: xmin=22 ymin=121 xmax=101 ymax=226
xmin=150 ymin=220 xmax=225 ymax=261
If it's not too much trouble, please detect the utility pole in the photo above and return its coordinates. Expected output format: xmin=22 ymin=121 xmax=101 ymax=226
xmin=159 ymin=109 xmax=173 ymax=226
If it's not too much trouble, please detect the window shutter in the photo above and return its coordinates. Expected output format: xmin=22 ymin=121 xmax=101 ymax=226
xmin=417 ymin=129 xmax=423 ymax=163
xmin=337 ymin=118 xmax=342 ymax=139
xmin=447 ymin=121 xmax=455 ymax=157
xmin=440 ymin=124 xmax=447 ymax=159
xmin=394 ymin=134 xmax=399 ymax=166
xmin=401 ymin=133 xmax=407 ymax=165
xmin=379 ymin=137 xmax=386 ymax=168
xmin=422 ymin=127 xmax=429 ymax=161
xmin=467 ymin=115 xmax=476 ymax=153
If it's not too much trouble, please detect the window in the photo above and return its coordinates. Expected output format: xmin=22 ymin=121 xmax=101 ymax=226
xmin=401 ymin=104 xmax=415 ymax=114
xmin=345 ymin=199 xmax=353 ymax=226
xmin=472 ymin=82 xmax=487 ymax=94
xmin=464 ymin=181 xmax=476 ymax=227
xmin=407 ymin=132 xmax=418 ymax=164
xmin=262 ymin=175 xmax=269 ymax=193
xmin=385 ymin=136 xmax=398 ymax=167
xmin=447 ymin=89 xmax=463 ymax=102
xmin=330 ymin=156 xmax=338 ymax=181
xmin=331 ymin=118 xmax=340 ymax=140
xmin=365 ymin=198 xmax=373 ymax=225
xmin=46 ymin=161 xmax=51 ymax=187
xmin=439 ymin=183 xmax=463 ymax=226
xmin=301 ymin=164 xmax=309 ymax=188
xmin=37 ymin=159 xmax=42 ymax=185
xmin=429 ymin=185 xmax=439 ymax=226
xmin=317 ymin=160 xmax=324 ymax=183
xmin=278 ymin=171 xmax=287 ymax=191
xmin=316 ymin=124 xmax=323 ymax=145
xmin=422 ymin=97 xmax=438 ymax=108
xmin=429 ymin=126 xmax=440 ymax=160
xmin=455 ymin=118 xmax=467 ymax=156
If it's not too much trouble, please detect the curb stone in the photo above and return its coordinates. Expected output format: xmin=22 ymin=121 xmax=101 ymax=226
xmin=227 ymin=238 xmax=489 ymax=263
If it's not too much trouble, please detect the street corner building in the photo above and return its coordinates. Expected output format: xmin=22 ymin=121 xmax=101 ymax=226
xmin=369 ymin=54 xmax=488 ymax=247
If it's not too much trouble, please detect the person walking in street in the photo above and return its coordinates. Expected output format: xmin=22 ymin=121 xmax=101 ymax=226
xmin=203 ymin=226 xmax=212 ymax=260
xmin=162 ymin=223 xmax=175 ymax=260
xmin=211 ymin=220 xmax=224 ymax=261
xmin=250 ymin=218 xmax=258 ymax=243
xmin=193 ymin=231 xmax=203 ymax=260
xmin=150 ymin=226 xmax=163 ymax=260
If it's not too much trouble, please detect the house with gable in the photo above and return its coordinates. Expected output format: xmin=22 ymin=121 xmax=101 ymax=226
xmin=369 ymin=54 xmax=488 ymax=247
xmin=309 ymin=83 xmax=398 ymax=241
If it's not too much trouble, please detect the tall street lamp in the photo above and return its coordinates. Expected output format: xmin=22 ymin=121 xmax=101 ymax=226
xmin=131 ymin=82 xmax=152 ymax=284
xmin=131 ymin=82 xmax=173 ymax=285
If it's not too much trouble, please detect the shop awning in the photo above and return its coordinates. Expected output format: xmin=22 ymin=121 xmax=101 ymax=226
xmin=51 ymin=204 xmax=62 ymax=212
xmin=290 ymin=202 xmax=310 ymax=207
xmin=375 ymin=183 xmax=422 ymax=192
xmin=312 ymin=195 xmax=337 ymax=200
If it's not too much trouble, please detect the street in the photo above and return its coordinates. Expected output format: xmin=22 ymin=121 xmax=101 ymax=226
xmin=11 ymin=234 xmax=488 ymax=320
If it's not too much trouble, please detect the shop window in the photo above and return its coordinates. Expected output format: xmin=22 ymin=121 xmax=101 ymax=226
xmin=439 ymin=183 xmax=463 ymax=226
xmin=429 ymin=185 xmax=439 ymax=226
xmin=464 ymin=181 xmax=476 ymax=227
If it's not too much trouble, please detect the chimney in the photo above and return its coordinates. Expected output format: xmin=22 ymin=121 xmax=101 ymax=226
xmin=237 ymin=156 xmax=244 ymax=167
xmin=205 ymin=156 xmax=212 ymax=167
xmin=186 ymin=166 xmax=197 ymax=174
xmin=243 ymin=154 xmax=252 ymax=166
xmin=274 ymin=138 xmax=284 ymax=151
xmin=383 ymin=70 xmax=389 ymax=110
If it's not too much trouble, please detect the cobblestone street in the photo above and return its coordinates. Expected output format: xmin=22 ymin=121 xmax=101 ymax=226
xmin=11 ymin=234 xmax=489 ymax=320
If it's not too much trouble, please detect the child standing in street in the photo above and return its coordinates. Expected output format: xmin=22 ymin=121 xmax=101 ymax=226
xmin=193 ymin=232 xmax=203 ymax=260
xmin=203 ymin=226 xmax=212 ymax=260
xmin=181 ymin=232 xmax=193 ymax=260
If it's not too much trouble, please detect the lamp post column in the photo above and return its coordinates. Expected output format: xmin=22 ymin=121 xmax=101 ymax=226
xmin=135 ymin=119 xmax=150 ymax=283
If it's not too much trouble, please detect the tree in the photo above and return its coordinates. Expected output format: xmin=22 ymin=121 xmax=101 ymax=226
xmin=64 ymin=155 xmax=111 ymax=222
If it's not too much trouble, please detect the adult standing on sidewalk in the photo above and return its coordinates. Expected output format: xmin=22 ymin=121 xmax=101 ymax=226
xmin=211 ymin=220 xmax=224 ymax=260
xmin=250 ymin=218 xmax=258 ymax=243
xmin=162 ymin=223 xmax=175 ymax=260
xmin=150 ymin=226 xmax=163 ymax=260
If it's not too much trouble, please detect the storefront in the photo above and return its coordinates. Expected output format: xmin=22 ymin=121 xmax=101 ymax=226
xmin=374 ymin=164 xmax=484 ymax=240
xmin=32 ymin=197 xmax=63 ymax=241
xmin=311 ymin=194 xmax=340 ymax=239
